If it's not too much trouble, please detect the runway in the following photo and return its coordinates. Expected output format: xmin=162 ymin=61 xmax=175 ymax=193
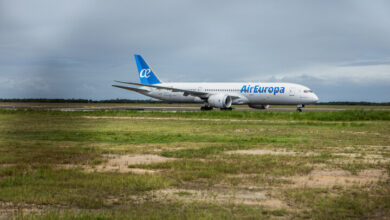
xmin=0 ymin=104 xmax=345 ymax=112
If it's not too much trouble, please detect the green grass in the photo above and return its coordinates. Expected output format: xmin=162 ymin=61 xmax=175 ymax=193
xmin=284 ymin=182 xmax=390 ymax=219
xmin=131 ymin=155 xmax=313 ymax=183
xmin=2 ymin=108 xmax=390 ymax=121
xmin=0 ymin=140 xmax=102 ymax=165
xmin=160 ymin=144 xmax=249 ymax=158
xmin=0 ymin=109 xmax=389 ymax=219
xmin=0 ymin=165 xmax=174 ymax=209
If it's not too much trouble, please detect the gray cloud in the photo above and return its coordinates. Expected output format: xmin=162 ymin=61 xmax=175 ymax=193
xmin=0 ymin=0 xmax=390 ymax=101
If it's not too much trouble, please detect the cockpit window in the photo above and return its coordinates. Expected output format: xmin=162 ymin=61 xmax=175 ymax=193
xmin=304 ymin=90 xmax=313 ymax=93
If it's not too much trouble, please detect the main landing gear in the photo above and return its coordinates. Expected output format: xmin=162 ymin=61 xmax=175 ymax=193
xmin=297 ymin=104 xmax=305 ymax=112
xmin=200 ymin=105 xmax=213 ymax=111
xmin=200 ymin=106 xmax=233 ymax=111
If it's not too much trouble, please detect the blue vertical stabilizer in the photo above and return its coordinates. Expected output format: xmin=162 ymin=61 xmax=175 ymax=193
xmin=134 ymin=54 xmax=162 ymax=85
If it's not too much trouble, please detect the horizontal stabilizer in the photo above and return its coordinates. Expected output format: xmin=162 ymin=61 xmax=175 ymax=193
xmin=112 ymin=85 xmax=149 ymax=93
xmin=114 ymin=80 xmax=209 ymax=98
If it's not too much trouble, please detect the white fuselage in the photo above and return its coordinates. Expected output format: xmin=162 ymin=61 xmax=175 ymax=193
xmin=137 ymin=82 xmax=319 ymax=105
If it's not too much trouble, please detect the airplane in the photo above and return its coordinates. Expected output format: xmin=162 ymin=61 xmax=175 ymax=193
xmin=112 ymin=54 xmax=319 ymax=111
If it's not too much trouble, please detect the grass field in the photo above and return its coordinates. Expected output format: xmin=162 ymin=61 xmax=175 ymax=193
xmin=0 ymin=109 xmax=389 ymax=219
xmin=1 ymin=102 xmax=390 ymax=111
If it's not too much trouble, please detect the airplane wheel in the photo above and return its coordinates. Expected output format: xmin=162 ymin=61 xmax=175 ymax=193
xmin=221 ymin=107 xmax=232 ymax=111
xmin=201 ymin=106 xmax=213 ymax=111
xmin=297 ymin=108 xmax=302 ymax=112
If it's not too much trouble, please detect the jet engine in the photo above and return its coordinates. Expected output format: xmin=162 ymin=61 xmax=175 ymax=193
xmin=248 ymin=104 xmax=269 ymax=109
xmin=208 ymin=94 xmax=232 ymax=109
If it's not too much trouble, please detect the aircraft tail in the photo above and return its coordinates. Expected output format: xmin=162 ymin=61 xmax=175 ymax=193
xmin=134 ymin=54 xmax=162 ymax=85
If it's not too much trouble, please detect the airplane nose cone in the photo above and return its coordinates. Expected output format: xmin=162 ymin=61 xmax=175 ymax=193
xmin=312 ymin=94 xmax=319 ymax=103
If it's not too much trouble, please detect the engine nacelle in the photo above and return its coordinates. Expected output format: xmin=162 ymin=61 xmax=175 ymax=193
xmin=248 ymin=104 xmax=269 ymax=109
xmin=208 ymin=94 xmax=232 ymax=109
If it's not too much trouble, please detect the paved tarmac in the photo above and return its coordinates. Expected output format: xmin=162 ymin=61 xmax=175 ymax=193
xmin=0 ymin=104 xmax=345 ymax=112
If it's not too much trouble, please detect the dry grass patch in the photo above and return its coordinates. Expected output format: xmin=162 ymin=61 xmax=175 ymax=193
xmin=333 ymin=153 xmax=386 ymax=159
xmin=332 ymin=153 xmax=390 ymax=163
xmin=0 ymin=201 xmax=52 ymax=219
xmin=151 ymin=142 xmax=223 ymax=152
xmin=88 ymin=154 xmax=174 ymax=174
xmin=330 ymin=156 xmax=390 ymax=164
xmin=148 ymin=188 xmax=288 ymax=209
xmin=340 ymin=130 xmax=386 ymax=137
xmin=341 ymin=145 xmax=390 ymax=152
xmin=286 ymin=168 xmax=387 ymax=188
xmin=59 ymin=154 xmax=175 ymax=174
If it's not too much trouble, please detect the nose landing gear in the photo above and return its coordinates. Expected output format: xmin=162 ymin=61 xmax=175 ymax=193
xmin=297 ymin=104 xmax=305 ymax=112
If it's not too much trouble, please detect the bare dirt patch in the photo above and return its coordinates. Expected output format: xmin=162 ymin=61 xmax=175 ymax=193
xmin=106 ymin=154 xmax=171 ymax=165
xmin=287 ymin=168 xmax=387 ymax=188
xmin=333 ymin=153 xmax=385 ymax=159
xmin=88 ymin=154 xmax=173 ymax=174
xmin=60 ymin=154 xmax=174 ymax=174
xmin=148 ymin=188 xmax=287 ymax=209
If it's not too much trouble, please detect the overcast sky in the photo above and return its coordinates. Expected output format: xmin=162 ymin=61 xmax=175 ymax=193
xmin=1 ymin=0 xmax=390 ymax=101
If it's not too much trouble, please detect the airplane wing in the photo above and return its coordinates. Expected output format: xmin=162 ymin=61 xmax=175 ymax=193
xmin=114 ymin=80 xmax=244 ymax=101
xmin=114 ymin=80 xmax=209 ymax=98
xmin=112 ymin=85 xmax=149 ymax=93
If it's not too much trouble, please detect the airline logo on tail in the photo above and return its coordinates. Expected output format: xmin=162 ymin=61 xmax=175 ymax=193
xmin=134 ymin=54 xmax=161 ymax=85
xmin=139 ymin=69 xmax=151 ymax=78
